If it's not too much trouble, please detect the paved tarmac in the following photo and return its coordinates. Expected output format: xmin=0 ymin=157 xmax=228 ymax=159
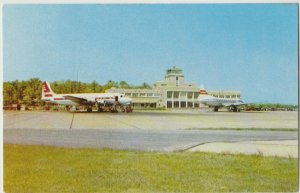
xmin=4 ymin=110 xmax=298 ymax=130
xmin=189 ymin=140 xmax=298 ymax=158
xmin=3 ymin=111 xmax=298 ymax=156
xmin=4 ymin=128 xmax=297 ymax=152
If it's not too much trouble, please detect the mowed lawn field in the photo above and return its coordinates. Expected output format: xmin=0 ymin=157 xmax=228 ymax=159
xmin=4 ymin=144 xmax=298 ymax=193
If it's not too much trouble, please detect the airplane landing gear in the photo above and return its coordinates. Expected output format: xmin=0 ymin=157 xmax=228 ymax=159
xmin=111 ymin=109 xmax=118 ymax=113
xmin=233 ymin=107 xmax=238 ymax=112
xmin=230 ymin=106 xmax=239 ymax=112
xmin=110 ymin=104 xmax=118 ymax=113
xmin=66 ymin=105 xmax=70 ymax=111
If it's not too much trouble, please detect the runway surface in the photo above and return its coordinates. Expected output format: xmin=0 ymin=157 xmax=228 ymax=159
xmin=4 ymin=110 xmax=298 ymax=130
xmin=4 ymin=111 xmax=298 ymax=152
xmin=4 ymin=128 xmax=297 ymax=151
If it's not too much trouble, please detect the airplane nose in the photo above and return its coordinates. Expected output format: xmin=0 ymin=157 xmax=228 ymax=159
xmin=121 ymin=97 xmax=132 ymax=104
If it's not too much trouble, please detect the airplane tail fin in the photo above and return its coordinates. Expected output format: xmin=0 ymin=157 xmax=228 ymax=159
xmin=199 ymin=84 xmax=208 ymax=96
xmin=198 ymin=88 xmax=215 ymax=100
xmin=199 ymin=89 xmax=209 ymax=95
xmin=41 ymin=81 xmax=56 ymax=101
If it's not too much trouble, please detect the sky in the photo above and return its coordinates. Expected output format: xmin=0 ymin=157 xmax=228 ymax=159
xmin=3 ymin=4 xmax=298 ymax=104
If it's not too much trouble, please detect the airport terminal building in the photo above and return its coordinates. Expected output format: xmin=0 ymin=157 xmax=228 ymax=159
xmin=107 ymin=67 xmax=241 ymax=109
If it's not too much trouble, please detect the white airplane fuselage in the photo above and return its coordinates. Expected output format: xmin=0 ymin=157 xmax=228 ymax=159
xmin=198 ymin=89 xmax=244 ymax=112
xmin=41 ymin=82 xmax=132 ymax=110
xmin=43 ymin=93 xmax=131 ymax=106
xmin=199 ymin=95 xmax=244 ymax=107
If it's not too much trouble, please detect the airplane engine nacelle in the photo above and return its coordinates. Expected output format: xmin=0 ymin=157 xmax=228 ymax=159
xmin=95 ymin=98 xmax=105 ymax=104
xmin=86 ymin=97 xmax=96 ymax=104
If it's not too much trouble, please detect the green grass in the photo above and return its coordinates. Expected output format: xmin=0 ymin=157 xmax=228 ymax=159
xmin=4 ymin=144 xmax=298 ymax=193
xmin=185 ymin=128 xmax=298 ymax=132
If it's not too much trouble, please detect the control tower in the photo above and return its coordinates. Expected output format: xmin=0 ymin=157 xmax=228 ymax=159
xmin=164 ymin=66 xmax=185 ymax=86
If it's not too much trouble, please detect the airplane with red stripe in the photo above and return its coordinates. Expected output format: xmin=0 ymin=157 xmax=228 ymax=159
xmin=198 ymin=88 xmax=245 ymax=112
xmin=41 ymin=81 xmax=132 ymax=112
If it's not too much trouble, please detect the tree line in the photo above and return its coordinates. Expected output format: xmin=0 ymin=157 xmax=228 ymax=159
xmin=245 ymin=103 xmax=298 ymax=111
xmin=3 ymin=78 xmax=298 ymax=110
xmin=3 ymin=78 xmax=152 ymax=105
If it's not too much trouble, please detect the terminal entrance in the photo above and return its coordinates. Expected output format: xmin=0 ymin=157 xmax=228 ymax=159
xmin=166 ymin=91 xmax=200 ymax=109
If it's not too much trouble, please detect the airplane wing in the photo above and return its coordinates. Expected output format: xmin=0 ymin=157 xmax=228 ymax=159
xmin=64 ymin=95 xmax=88 ymax=104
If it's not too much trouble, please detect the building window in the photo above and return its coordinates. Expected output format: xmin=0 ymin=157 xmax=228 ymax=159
xmin=180 ymin=92 xmax=187 ymax=97
xmin=173 ymin=92 xmax=179 ymax=99
xmin=125 ymin=93 xmax=132 ymax=97
xmin=132 ymin=93 xmax=138 ymax=97
xmin=167 ymin=101 xmax=172 ymax=108
xmin=237 ymin=95 xmax=240 ymax=98
xmin=167 ymin=91 xmax=173 ymax=99
xmin=154 ymin=93 xmax=160 ymax=97
xmin=181 ymin=101 xmax=186 ymax=108
xmin=173 ymin=101 xmax=179 ymax=108
xmin=226 ymin=95 xmax=230 ymax=98
xmin=194 ymin=103 xmax=199 ymax=108
xmin=140 ymin=93 xmax=145 ymax=97
xmin=194 ymin=92 xmax=199 ymax=99
xmin=147 ymin=93 xmax=153 ymax=97
xmin=219 ymin=95 xmax=224 ymax=98
xmin=187 ymin=92 xmax=193 ymax=99
xmin=188 ymin=102 xmax=193 ymax=108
